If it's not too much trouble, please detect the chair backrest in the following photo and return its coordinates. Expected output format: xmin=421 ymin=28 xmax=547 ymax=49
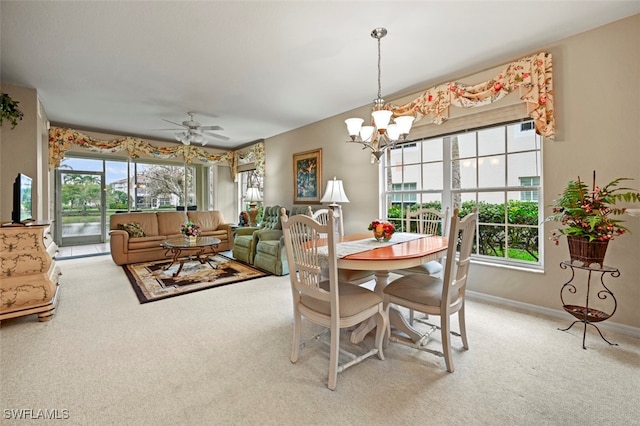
xmin=405 ymin=207 xmax=450 ymax=237
xmin=281 ymin=206 xmax=339 ymax=305
xmin=260 ymin=205 xmax=283 ymax=230
xmin=440 ymin=207 xmax=478 ymax=309
xmin=313 ymin=206 xmax=344 ymax=236
xmin=289 ymin=205 xmax=312 ymax=216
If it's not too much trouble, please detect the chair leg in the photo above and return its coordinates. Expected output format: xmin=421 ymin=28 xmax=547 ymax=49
xmin=374 ymin=310 xmax=387 ymax=360
xmin=459 ymin=304 xmax=469 ymax=350
xmin=291 ymin=310 xmax=302 ymax=363
xmin=327 ymin=324 xmax=340 ymax=391
xmin=441 ymin=314 xmax=454 ymax=373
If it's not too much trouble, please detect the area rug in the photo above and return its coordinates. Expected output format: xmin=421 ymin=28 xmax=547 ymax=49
xmin=123 ymin=254 xmax=269 ymax=303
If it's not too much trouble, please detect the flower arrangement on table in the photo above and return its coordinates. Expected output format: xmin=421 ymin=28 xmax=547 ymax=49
xmin=368 ymin=220 xmax=395 ymax=242
xmin=545 ymin=172 xmax=640 ymax=245
xmin=181 ymin=220 xmax=202 ymax=238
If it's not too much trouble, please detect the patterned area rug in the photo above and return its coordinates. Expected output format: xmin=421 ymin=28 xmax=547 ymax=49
xmin=123 ymin=254 xmax=269 ymax=303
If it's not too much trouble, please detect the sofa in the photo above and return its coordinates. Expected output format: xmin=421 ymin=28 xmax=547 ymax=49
xmin=233 ymin=205 xmax=311 ymax=276
xmin=109 ymin=210 xmax=235 ymax=265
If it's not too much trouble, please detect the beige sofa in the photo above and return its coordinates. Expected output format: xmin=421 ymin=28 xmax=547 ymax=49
xmin=109 ymin=210 xmax=234 ymax=265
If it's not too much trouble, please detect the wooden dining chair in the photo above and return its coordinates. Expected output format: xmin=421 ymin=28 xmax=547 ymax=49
xmin=383 ymin=207 xmax=478 ymax=373
xmin=313 ymin=205 xmax=376 ymax=286
xmin=281 ymin=207 xmax=388 ymax=390
xmin=393 ymin=207 xmax=450 ymax=324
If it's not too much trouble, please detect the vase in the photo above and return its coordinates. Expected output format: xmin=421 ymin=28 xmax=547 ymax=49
xmin=373 ymin=231 xmax=391 ymax=242
xmin=186 ymin=235 xmax=197 ymax=245
xmin=566 ymin=236 xmax=609 ymax=268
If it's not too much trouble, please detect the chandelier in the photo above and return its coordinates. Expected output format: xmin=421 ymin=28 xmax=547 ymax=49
xmin=345 ymin=28 xmax=415 ymax=163
xmin=175 ymin=130 xmax=203 ymax=146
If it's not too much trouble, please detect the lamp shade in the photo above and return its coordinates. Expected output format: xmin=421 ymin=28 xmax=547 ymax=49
xmin=245 ymin=187 xmax=263 ymax=203
xmin=320 ymin=177 xmax=349 ymax=204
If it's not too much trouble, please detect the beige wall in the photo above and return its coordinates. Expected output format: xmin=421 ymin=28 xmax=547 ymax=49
xmin=0 ymin=84 xmax=49 ymax=222
xmin=264 ymin=14 xmax=640 ymax=331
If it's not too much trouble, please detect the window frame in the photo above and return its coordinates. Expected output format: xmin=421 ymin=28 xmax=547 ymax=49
xmin=382 ymin=119 xmax=543 ymax=269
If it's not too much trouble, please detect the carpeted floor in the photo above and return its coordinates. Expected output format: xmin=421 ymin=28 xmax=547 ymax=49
xmin=1 ymin=255 xmax=639 ymax=425
xmin=123 ymin=254 xmax=268 ymax=303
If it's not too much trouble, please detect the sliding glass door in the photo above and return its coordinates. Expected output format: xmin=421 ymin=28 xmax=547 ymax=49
xmin=56 ymin=170 xmax=106 ymax=246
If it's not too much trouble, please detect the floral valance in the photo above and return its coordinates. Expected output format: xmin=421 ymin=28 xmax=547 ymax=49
xmin=388 ymin=51 xmax=554 ymax=139
xmin=48 ymin=126 xmax=264 ymax=179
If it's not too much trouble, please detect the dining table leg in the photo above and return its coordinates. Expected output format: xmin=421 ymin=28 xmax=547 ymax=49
xmin=349 ymin=270 xmax=425 ymax=344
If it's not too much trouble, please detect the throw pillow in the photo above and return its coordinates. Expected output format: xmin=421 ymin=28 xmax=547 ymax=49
xmin=118 ymin=222 xmax=146 ymax=238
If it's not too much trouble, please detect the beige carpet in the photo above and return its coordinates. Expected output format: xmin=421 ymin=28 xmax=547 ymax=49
xmin=1 ymin=255 xmax=639 ymax=425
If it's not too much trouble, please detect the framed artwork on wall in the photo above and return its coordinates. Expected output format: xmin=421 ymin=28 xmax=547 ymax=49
xmin=293 ymin=149 xmax=322 ymax=204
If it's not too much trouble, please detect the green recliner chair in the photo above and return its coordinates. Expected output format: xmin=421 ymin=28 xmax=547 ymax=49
xmin=253 ymin=205 xmax=311 ymax=276
xmin=233 ymin=205 xmax=283 ymax=267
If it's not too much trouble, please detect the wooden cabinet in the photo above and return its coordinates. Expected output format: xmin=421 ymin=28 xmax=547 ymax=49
xmin=0 ymin=222 xmax=61 ymax=323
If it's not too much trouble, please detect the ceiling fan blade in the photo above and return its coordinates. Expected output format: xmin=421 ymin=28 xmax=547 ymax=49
xmin=152 ymin=128 xmax=185 ymax=131
xmin=204 ymin=132 xmax=230 ymax=141
xmin=199 ymin=125 xmax=223 ymax=131
xmin=162 ymin=118 xmax=186 ymax=127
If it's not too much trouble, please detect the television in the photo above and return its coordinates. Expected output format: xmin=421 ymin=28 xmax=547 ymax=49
xmin=11 ymin=173 xmax=33 ymax=224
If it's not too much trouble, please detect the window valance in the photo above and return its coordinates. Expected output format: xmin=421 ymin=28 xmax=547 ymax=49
xmin=48 ymin=126 xmax=264 ymax=179
xmin=388 ymin=51 xmax=554 ymax=139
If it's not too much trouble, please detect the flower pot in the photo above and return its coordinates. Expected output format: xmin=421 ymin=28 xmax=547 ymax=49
xmin=186 ymin=236 xmax=197 ymax=245
xmin=567 ymin=236 xmax=609 ymax=268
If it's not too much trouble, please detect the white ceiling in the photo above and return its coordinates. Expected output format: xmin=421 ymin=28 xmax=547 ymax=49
xmin=2 ymin=1 xmax=639 ymax=149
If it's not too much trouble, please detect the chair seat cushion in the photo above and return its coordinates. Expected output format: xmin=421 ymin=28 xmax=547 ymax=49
xmin=234 ymin=235 xmax=253 ymax=249
xmin=383 ymin=274 xmax=443 ymax=307
xmin=338 ymin=268 xmax=375 ymax=284
xmin=301 ymin=281 xmax=382 ymax=317
xmin=401 ymin=260 xmax=443 ymax=276
xmin=256 ymin=240 xmax=281 ymax=257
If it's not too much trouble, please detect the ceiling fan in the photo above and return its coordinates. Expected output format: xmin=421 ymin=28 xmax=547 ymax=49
xmin=160 ymin=112 xmax=229 ymax=146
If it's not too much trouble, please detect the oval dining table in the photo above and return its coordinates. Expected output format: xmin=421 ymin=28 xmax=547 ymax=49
xmin=335 ymin=232 xmax=449 ymax=344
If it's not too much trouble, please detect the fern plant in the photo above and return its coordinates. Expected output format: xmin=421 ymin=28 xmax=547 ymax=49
xmin=546 ymin=171 xmax=640 ymax=243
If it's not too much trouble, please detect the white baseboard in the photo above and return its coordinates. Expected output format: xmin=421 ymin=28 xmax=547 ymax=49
xmin=466 ymin=290 xmax=640 ymax=339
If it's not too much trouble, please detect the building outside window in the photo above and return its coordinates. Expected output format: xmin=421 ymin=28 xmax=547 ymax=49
xmin=383 ymin=120 xmax=542 ymax=267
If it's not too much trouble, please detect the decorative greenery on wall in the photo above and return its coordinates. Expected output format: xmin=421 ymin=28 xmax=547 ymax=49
xmin=0 ymin=93 xmax=24 ymax=129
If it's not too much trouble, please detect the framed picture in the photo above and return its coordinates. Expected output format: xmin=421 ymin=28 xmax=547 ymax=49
xmin=293 ymin=149 xmax=322 ymax=204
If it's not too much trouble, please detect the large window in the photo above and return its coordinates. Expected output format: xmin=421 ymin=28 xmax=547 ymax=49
xmin=383 ymin=121 xmax=542 ymax=267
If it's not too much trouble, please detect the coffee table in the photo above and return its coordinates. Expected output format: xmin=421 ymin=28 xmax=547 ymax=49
xmin=161 ymin=236 xmax=221 ymax=277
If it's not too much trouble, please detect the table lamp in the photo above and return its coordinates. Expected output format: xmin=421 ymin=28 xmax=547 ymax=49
xmin=320 ymin=177 xmax=349 ymax=211
xmin=245 ymin=187 xmax=263 ymax=226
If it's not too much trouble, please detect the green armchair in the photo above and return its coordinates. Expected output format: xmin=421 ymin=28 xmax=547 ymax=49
xmin=253 ymin=205 xmax=311 ymax=276
xmin=232 ymin=205 xmax=283 ymax=266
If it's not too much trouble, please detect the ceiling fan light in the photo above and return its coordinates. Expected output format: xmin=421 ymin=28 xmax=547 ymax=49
xmin=372 ymin=109 xmax=392 ymax=132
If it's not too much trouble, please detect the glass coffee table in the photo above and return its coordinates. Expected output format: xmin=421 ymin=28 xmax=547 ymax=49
xmin=161 ymin=236 xmax=221 ymax=277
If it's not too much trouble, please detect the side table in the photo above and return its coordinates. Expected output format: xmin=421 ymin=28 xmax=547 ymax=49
xmin=558 ymin=261 xmax=620 ymax=349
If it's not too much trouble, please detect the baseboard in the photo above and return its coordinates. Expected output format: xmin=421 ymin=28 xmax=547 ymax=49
xmin=466 ymin=290 xmax=640 ymax=339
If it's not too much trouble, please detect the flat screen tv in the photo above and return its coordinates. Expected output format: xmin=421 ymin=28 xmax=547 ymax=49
xmin=12 ymin=173 xmax=33 ymax=224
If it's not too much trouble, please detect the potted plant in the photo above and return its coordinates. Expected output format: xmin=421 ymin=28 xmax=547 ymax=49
xmin=0 ymin=93 xmax=24 ymax=129
xmin=181 ymin=220 xmax=201 ymax=244
xmin=545 ymin=171 xmax=640 ymax=267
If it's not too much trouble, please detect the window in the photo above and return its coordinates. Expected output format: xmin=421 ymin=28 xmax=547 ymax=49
xmin=519 ymin=176 xmax=540 ymax=201
xmin=383 ymin=120 xmax=542 ymax=267
xmin=390 ymin=183 xmax=417 ymax=204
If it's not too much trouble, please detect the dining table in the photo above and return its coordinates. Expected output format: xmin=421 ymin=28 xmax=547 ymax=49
xmin=332 ymin=232 xmax=449 ymax=344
